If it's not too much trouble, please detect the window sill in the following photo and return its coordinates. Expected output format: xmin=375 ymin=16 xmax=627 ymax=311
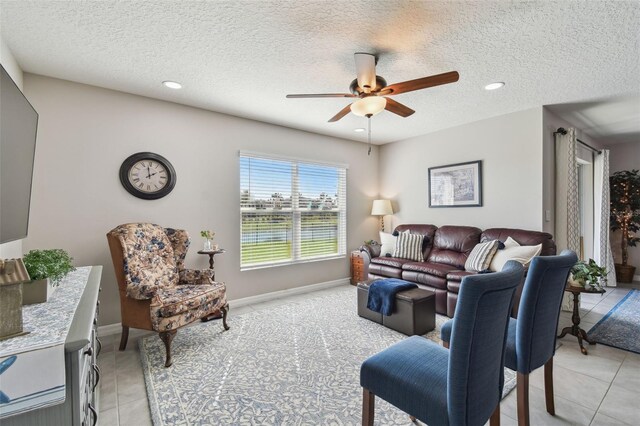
xmin=240 ymin=254 xmax=346 ymax=272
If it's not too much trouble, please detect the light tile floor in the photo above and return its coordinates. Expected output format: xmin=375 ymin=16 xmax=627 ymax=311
xmin=97 ymin=285 xmax=639 ymax=425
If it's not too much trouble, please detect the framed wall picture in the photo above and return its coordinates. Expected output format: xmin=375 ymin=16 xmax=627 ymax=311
xmin=428 ymin=160 xmax=482 ymax=207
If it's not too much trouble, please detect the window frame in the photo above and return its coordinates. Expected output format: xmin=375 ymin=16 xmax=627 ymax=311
xmin=239 ymin=151 xmax=348 ymax=271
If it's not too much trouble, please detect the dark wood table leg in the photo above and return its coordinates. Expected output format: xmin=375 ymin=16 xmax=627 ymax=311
xmin=557 ymin=290 xmax=591 ymax=355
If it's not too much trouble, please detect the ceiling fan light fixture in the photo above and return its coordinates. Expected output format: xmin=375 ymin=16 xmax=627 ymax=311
xmin=350 ymin=96 xmax=387 ymax=117
xmin=162 ymin=80 xmax=182 ymax=89
xmin=484 ymin=82 xmax=505 ymax=91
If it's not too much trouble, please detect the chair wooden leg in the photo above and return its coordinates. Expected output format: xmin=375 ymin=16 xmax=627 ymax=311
xmin=490 ymin=403 xmax=500 ymax=426
xmin=362 ymin=388 xmax=375 ymax=426
xmin=443 ymin=340 xmax=449 ymax=349
xmin=409 ymin=415 xmax=417 ymax=423
xmin=517 ymin=372 xmax=530 ymax=426
xmin=119 ymin=326 xmax=129 ymax=351
xmin=544 ymin=358 xmax=555 ymax=415
xmin=159 ymin=330 xmax=177 ymax=368
xmin=221 ymin=303 xmax=230 ymax=331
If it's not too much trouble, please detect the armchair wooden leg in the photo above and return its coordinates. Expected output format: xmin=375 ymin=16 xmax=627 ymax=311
xmin=443 ymin=340 xmax=449 ymax=349
xmin=490 ymin=403 xmax=500 ymax=426
xmin=221 ymin=303 xmax=230 ymax=331
xmin=159 ymin=330 xmax=177 ymax=368
xmin=362 ymin=388 xmax=375 ymax=426
xmin=119 ymin=326 xmax=129 ymax=351
xmin=517 ymin=372 xmax=530 ymax=426
xmin=544 ymin=358 xmax=555 ymax=415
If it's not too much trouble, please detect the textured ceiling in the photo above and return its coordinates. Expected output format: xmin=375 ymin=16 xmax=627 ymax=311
xmin=1 ymin=0 xmax=639 ymax=144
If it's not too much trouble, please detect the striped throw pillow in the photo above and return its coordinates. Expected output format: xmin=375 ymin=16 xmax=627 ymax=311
xmin=392 ymin=231 xmax=424 ymax=262
xmin=465 ymin=240 xmax=500 ymax=272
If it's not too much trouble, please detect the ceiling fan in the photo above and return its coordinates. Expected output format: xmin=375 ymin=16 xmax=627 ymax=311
xmin=286 ymin=53 xmax=459 ymax=122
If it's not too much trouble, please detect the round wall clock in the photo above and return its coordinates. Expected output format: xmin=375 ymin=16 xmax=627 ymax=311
xmin=119 ymin=152 xmax=176 ymax=200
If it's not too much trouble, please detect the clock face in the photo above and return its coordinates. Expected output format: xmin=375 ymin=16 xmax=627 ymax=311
xmin=128 ymin=159 xmax=168 ymax=193
xmin=119 ymin=152 xmax=176 ymax=200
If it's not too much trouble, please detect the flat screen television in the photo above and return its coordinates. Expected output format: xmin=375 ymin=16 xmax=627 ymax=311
xmin=0 ymin=64 xmax=39 ymax=244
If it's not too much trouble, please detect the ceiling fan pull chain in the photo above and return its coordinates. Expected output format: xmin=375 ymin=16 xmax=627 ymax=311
xmin=367 ymin=115 xmax=372 ymax=156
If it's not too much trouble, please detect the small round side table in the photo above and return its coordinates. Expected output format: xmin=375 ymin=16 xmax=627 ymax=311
xmin=557 ymin=285 xmax=606 ymax=355
xmin=196 ymin=248 xmax=226 ymax=280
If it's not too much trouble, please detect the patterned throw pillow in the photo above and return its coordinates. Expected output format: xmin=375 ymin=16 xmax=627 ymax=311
xmin=393 ymin=230 xmax=425 ymax=262
xmin=465 ymin=240 xmax=500 ymax=272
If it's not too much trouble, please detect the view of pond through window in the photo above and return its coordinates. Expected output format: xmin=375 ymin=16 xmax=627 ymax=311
xmin=240 ymin=154 xmax=346 ymax=268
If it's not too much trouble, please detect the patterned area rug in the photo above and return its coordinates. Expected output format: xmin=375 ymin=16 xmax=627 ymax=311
xmin=588 ymin=289 xmax=640 ymax=354
xmin=140 ymin=286 xmax=516 ymax=425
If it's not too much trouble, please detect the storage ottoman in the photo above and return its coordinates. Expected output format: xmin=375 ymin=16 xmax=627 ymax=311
xmin=357 ymin=279 xmax=436 ymax=336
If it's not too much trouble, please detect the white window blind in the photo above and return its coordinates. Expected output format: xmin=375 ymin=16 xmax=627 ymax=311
xmin=240 ymin=152 xmax=347 ymax=269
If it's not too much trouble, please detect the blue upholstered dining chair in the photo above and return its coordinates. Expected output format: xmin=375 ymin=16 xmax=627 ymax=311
xmin=440 ymin=250 xmax=577 ymax=426
xmin=360 ymin=261 xmax=524 ymax=426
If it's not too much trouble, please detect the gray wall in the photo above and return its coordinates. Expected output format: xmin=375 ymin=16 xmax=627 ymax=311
xmin=22 ymin=74 xmax=380 ymax=326
xmin=379 ymin=107 xmax=544 ymax=231
xmin=607 ymin=141 xmax=640 ymax=279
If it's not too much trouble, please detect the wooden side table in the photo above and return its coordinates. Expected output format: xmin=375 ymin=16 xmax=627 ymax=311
xmin=197 ymin=248 xmax=226 ymax=280
xmin=557 ymin=285 xmax=606 ymax=355
xmin=197 ymin=248 xmax=226 ymax=322
xmin=350 ymin=251 xmax=366 ymax=285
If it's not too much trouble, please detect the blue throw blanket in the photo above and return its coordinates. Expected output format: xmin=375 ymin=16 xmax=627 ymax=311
xmin=367 ymin=278 xmax=417 ymax=316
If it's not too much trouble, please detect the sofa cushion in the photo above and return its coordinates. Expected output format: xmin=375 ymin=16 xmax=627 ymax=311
xmin=446 ymin=270 xmax=477 ymax=283
xmin=152 ymin=283 xmax=226 ymax=317
xmin=403 ymin=261 xmax=459 ymax=278
xmin=465 ymin=240 xmax=500 ymax=272
xmin=482 ymin=228 xmax=556 ymax=256
xmin=371 ymin=256 xmax=412 ymax=269
xmin=427 ymin=225 xmax=482 ymax=269
xmin=369 ymin=263 xmax=404 ymax=278
xmin=393 ymin=231 xmax=425 ymax=261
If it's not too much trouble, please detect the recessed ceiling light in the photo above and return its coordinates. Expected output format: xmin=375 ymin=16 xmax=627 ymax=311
xmin=354 ymin=128 xmax=366 ymax=132
xmin=162 ymin=81 xmax=182 ymax=89
xmin=484 ymin=82 xmax=505 ymax=91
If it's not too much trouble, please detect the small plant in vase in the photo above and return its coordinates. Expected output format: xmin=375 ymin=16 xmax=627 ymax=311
xmin=569 ymin=259 xmax=608 ymax=291
xmin=22 ymin=249 xmax=75 ymax=304
xmin=200 ymin=230 xmax=216 ymax=251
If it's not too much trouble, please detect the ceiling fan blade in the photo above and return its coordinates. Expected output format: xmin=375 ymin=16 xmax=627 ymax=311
xmin=286 ymin=93 xmax=357 ymax=98
xmin=328 ymin=104 xmax=353 ymax=122
xmin=384 ymin=98 xmax=415 ymax=117
xmin=379 ymin=71 xmax=459 ymax=96
xmin=354 ymin=53 xmax=376 ymax=93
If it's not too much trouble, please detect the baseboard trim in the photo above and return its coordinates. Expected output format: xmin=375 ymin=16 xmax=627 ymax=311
xmin=97 ymin=277 xmax=350 ymax=336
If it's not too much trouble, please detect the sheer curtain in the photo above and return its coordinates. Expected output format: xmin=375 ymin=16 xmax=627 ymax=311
xmin=555 ymin=128 xmax=580 ymax=310
xmin=594 ymin=149 xmax=617 ymax=286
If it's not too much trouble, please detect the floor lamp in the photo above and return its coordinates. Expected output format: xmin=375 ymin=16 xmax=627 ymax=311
xmin=371 ymin=200 xmax=393 ymax=232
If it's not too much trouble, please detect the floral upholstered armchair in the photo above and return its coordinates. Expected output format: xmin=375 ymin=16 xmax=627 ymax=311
xmin=107 ymin=223 xmax=229 ymax=367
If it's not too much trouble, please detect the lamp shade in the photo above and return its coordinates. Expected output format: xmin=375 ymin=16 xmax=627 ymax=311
xmin=350 ymin=96 xmax=387 ymax=117
xmin=371 ymin=199 xmax=393 ymax=216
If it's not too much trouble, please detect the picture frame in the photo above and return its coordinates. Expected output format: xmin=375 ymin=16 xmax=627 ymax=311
xmin=428 ymin=160 xmax=483 ymax=207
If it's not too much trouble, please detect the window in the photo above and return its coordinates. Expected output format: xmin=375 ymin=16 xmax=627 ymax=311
xmin=240 ymin=152 xmax=347 ymax=269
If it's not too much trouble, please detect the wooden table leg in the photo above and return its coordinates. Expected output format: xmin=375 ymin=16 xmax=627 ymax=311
xmin=557 ymin=290 xmax=592 ymax=355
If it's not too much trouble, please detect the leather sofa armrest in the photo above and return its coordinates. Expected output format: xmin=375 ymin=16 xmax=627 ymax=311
xmin=359 ymin=243 xmax=381 ymax=262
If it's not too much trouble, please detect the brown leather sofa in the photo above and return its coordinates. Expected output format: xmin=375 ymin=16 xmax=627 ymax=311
xmin=359 ymin=224 xmax=556 ymax=317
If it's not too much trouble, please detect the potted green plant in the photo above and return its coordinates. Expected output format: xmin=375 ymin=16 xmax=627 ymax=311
xmin=610 ymin=169 xmax=640 ymax=283
xmin=568 ymin=259 xmax=608 ymax=291
xmin=22 ymin=249 xmax=75 ymax=304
